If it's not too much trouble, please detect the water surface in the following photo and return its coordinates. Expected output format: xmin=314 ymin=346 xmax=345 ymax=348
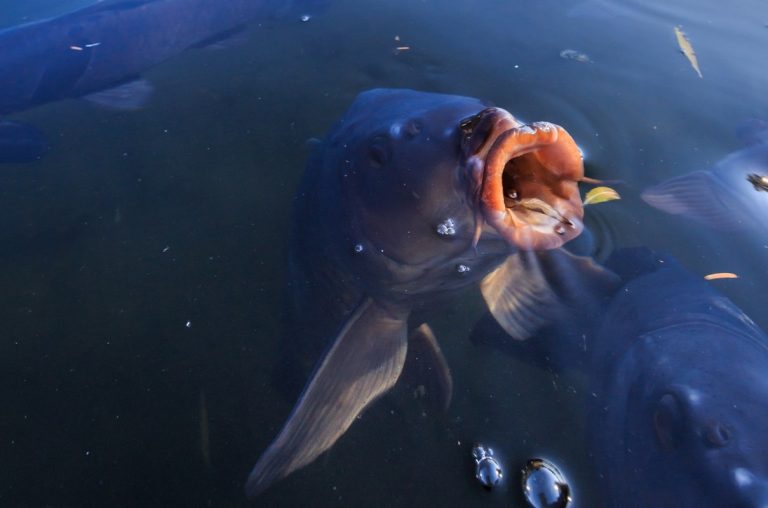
xmin=1 ymin=0 xmax=766 ymax=506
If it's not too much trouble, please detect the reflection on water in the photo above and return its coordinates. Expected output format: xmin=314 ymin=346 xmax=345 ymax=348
xmin=0 ymin=0 xmax=767 ymax=506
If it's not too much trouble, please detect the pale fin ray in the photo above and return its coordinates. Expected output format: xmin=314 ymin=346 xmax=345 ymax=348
xmin=400 ymin=323 xmax=453 ymax=413
xmin=641 ymin=170 xmax=750 ymax=231
xmin=480 ymin=249 xmax=621 ymax=340
xmin=245 ymin=298 xmax=408 ymax=498
xmin=83 ymin=78 xmax=154 ymax=110
xmin=480 ymin=251 xmax=557 ymax=340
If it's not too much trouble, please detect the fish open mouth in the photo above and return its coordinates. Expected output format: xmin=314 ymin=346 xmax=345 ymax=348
xmin=463 ymin=109 xmax=585 ymax=250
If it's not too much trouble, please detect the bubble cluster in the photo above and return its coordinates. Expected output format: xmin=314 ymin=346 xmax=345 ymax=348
xmin=436 ymin=218 xmax=457 ymax=236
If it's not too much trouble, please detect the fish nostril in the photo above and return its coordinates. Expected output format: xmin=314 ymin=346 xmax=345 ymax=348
xmin=404 ymin=119 xmax=422 ymax=138
xmin=653 ymin=392 xmax=684 ymax=450
xmin=459 ymin=109 xmax=495 ymax=155
xmin=705 ymin=422 xmax=731 ymax=447
xmin=368 ymin=136 xmax=390 ymax=168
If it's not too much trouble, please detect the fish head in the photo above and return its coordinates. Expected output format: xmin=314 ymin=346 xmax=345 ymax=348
xmin=331 ymin=89 xmax=585 ymax=268
xmin=622 ymin=326 xmax=768 ymax=506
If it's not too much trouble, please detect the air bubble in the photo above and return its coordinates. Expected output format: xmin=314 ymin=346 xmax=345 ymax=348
xmin=457 ymin=264 xmax=471 ymax=273
xmin=353 ymin=244 xmax=364 ymax=253
xmin=472 ymin=444 xmax=502 ymax=490
xmin=436 ymin=218 xmax=457 ymax=236
xmin=521 ymin=458 xmax=571 ymax=508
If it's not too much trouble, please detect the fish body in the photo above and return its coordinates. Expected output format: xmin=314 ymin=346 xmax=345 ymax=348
xmin=0 ymin=0 xmax=285 ymax=114
xmin=642 ymin=128 xmax=768 ymax=237
xmin=247 ymin=88 xmax=588 ymax=496
xmin=0 ymin=119 xmax=49 ymax=163
xmin=472 ymin=248 xmax=768 ymax=506
xmin=590 ymin=249 xmax=768 ymax=507
xmin=0 ymin=0 xmax=312 ymax=161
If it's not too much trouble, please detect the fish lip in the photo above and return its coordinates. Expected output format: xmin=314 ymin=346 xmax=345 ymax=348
xmin=466 ymin=116 xmax=585 ymax=250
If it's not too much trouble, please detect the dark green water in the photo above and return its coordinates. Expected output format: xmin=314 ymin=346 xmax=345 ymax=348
xmin=1 ymin=0 xmax=766 ymax=506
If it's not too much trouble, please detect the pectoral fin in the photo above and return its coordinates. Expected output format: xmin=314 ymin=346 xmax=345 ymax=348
xmin=480 ymin=249 xmax=620 ymax=340
xmin=641 ymin=170 xmax=750 ymax=231
xmin=480 ymin=251 xmax=559 ymax=340
xmin=245 ymin=298 xmax=409 ymax=498
xmin=474 ymin=249 xmax=619 ymax=371
xmin=191 ymin=26 xmax=250 ymax=50
xmin=400 ymin=323 xmax=453 ymax=413
xmin=83 ymin=78 xmax=154 ymax=111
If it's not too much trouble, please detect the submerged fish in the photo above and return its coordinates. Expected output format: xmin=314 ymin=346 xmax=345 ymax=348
xmin=473 ymin=248 xmax=768 ymax=506
xmin=245 ymin=88 xmax=591 ymax=496
xmin=0 ymin=120 xmax=49 ymax=163
xmin=0 ymin=0 xmax=312 ymax=161
xmin=641 ymin=126 xmax=768 ymax=237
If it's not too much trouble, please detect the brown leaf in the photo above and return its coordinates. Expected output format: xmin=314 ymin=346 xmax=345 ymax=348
xmin=674 ymin=26 xmax=703 ymax=78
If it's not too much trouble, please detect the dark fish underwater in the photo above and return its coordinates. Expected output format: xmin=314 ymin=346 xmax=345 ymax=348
xmin=473 ymin=247 xmax=768 ymax=507
xmin=642 ymin=123 xmax=768 ymax=239
xmin=0 ymin=0 xmax=313 ymax=162
xmin=245 ymin=88 xmax=597 ymax=496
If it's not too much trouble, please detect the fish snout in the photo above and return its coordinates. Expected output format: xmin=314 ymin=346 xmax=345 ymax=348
xmin=732 ymin=469 xmax=768 ymax=508
xmin=473 ymin=121 xmax=585 ymax=250
xmin=459 ymin=107 xmax=521 ymax=160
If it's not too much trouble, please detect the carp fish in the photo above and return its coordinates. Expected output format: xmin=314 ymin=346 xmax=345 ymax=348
xmin=245 ymin=88 xmax=591 ymax=497
xmin=473 ymin=248 xmax=768 ymax=506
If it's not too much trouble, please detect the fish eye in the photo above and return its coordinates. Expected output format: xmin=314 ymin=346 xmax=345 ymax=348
xmin=368 ymin=135 xmax=390 ymax=168
xmin=653 ymin=392 xmax=685 ymax=451
xmin=704 ymin=422 xmax=731 ymax=448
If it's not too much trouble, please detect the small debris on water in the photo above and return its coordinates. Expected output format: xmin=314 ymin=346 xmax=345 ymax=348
xmin=185 ymin=321 xmax=192 ymax=328
xmin=559 ymin=49 xmax=591 ymax=63
xmin=300 ymin=14 xmax=311 ymax=22
xmin=162 ymin=246 xmax=170 ymax=253
xmin=353 ymin=243 xmax=364 ymax=254
xmin=392 ymin=36 xmax=413 ymax=54
xmin=747 ymin=173 xmax=768 ymax=192
xmin=704 ymin=272 xmax=738 ymax=280
xmin=456 ymin=264 xmax=471 ymax=273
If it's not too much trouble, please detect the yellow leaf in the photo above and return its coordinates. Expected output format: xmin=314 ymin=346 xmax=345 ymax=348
xmin=584 ymin=186 xmax=621 ymax=206
xmin=704 ymin=272 xmax=738 ymax=280
xmin=674 ymin=25 xmax=703 ymax=78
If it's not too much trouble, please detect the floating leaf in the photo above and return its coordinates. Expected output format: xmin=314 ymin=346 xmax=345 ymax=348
xmin=674 ymin=25 xmax=703 ymax=78
xmin=704 ymin=272 xmax=739 ymax=280
xmin=584 ymin=186 xmax=621 ymax=206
